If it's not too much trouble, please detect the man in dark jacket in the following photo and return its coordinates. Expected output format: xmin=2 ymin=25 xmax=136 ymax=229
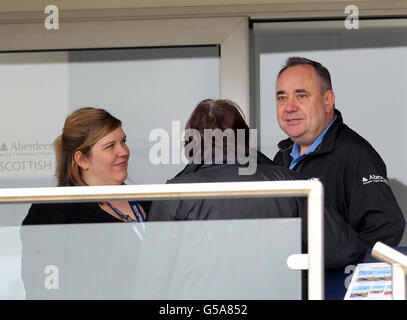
xmin=273 ymin=57 xmax=405 ymax=253
xmin=148 ymin=98 xmax=369 ymax=270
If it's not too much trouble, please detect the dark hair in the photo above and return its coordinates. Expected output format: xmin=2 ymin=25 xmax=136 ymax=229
xmin=185 ymin=99 xmax=250 ymax=161
xmin=54 ymin=107 xmax=122 ymax=186
xmin=277 ymin=57 xmax=333 ymax=93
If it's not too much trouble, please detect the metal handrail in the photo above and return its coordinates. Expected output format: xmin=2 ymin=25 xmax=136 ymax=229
xmin=372 ymin=241 xmax=407 ymax=300
xmin=0 ymin=180 xmax=324 ymax=300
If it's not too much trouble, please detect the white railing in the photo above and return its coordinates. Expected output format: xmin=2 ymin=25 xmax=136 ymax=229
xmin=372 ymin=241 xmax=407 ymax=300
xmin=0 ymin=180 xmax=324 ymax=300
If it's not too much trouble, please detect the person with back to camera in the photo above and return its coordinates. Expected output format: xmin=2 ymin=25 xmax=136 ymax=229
xmin=273 ymin=57 xmax=405 ymax=255
xmin=22 ymin=107 xmax=149 ymax=225
xmin=147 ymin=98 xmax=369 ymax=270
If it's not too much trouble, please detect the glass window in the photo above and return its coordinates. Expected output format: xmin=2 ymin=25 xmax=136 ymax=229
xmin=1 ymin=213 xmax=301 ymax=299
xmin=0 ymin=46 xmax=220 ymax=225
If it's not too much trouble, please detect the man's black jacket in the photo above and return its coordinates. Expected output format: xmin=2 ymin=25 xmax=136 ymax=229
xmin=148 ymin=150 xmax=368 ymax=269
xmin=274 ymin=109 xmax=405 ymax=251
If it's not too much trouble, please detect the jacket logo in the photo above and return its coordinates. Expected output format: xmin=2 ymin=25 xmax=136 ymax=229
xmin=362 ymin=175 xmax=389 ymax=186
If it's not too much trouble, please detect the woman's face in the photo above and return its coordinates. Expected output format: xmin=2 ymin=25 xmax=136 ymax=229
xmin=79 ymin=126 xmax=130 ymax=186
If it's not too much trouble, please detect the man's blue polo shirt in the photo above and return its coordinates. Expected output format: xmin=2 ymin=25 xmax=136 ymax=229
xmin=289 ymin=115 xmax=337 ymax=170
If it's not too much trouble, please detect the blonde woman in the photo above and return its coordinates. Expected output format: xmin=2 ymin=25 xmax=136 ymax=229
xmin=23 ymin=107 xmax=148 ymax=224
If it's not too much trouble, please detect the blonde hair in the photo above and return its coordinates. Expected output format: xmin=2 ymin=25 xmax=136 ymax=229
xmin=54 ymin=107 xmax=122 ymax=186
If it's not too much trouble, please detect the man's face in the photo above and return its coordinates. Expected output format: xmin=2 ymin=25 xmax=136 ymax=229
xmin=276 ymin=65 xmax=334 ymax=153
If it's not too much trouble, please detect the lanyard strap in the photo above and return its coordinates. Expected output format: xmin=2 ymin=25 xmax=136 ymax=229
xmin=106 ymin=201 xmax=145 ymax=223
xmin=129 ymin=201 xmax=146 ymax=222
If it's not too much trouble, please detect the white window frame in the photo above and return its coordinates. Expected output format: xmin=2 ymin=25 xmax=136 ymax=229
xmin=0 ymin=16 xmax=249 ymax=120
